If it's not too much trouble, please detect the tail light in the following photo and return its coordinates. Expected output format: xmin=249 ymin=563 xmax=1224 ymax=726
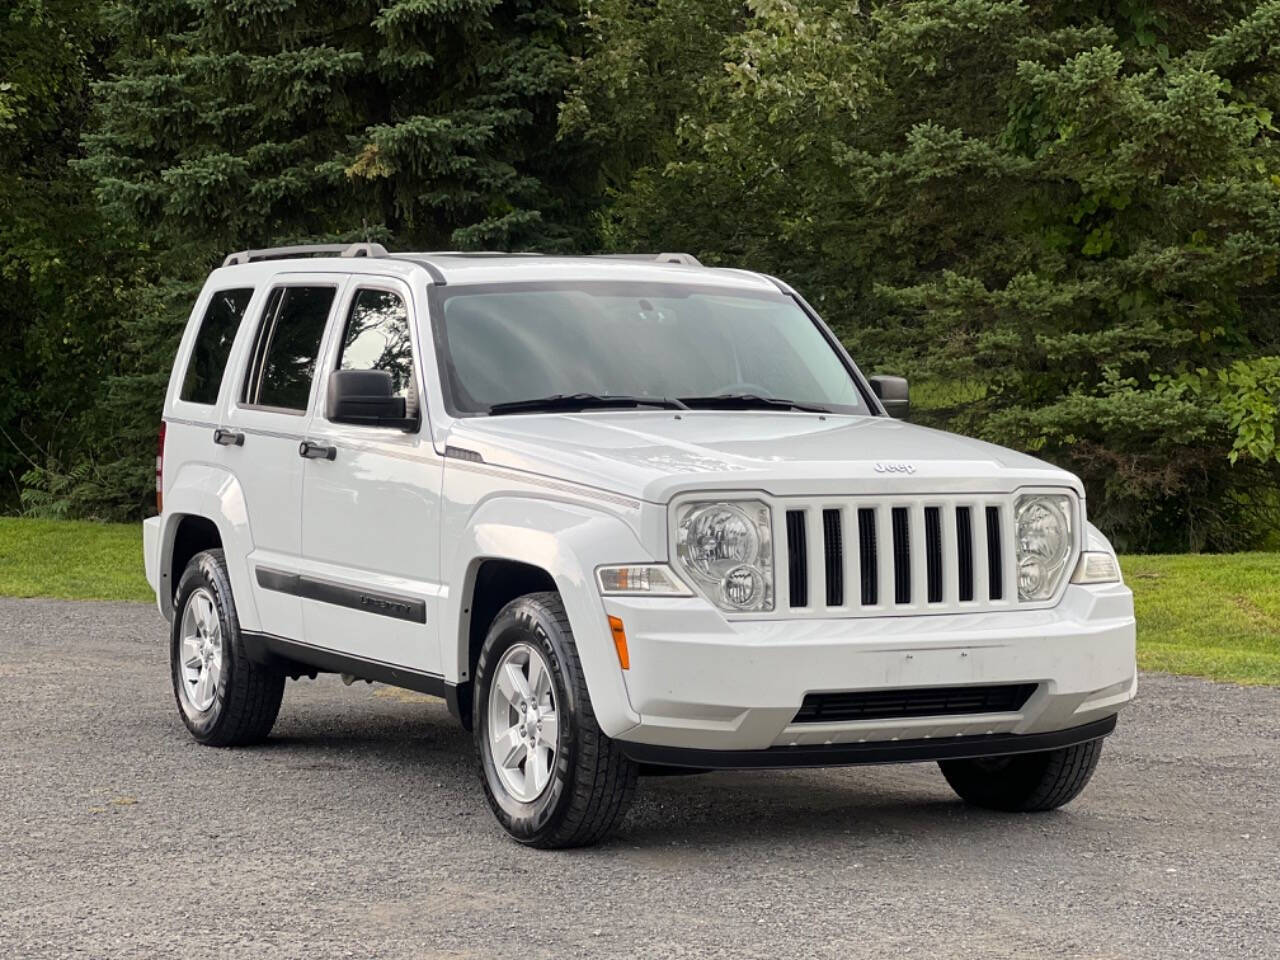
xmin=156 ymin=421 xmax=166 ymax=514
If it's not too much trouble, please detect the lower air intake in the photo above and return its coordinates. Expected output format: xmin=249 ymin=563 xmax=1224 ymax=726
xmin=792 ymin=683 xmax=1038 ymax=723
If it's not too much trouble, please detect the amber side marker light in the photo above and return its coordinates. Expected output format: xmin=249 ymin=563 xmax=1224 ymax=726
xmin=608 ymin=616 xmax=630 ymax=670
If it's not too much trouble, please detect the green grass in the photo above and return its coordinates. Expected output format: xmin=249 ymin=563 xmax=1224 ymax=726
xmin=0 ymin=517 xmax=150 ymax=603
xmin=0 ymin=518 xmax=1277 ymax=684
xmin=1122 ymin=553 xmax=1280 ymax=686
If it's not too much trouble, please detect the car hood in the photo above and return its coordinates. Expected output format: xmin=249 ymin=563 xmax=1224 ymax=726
xmin=445 ymin=411 xmax=1082 ymax=503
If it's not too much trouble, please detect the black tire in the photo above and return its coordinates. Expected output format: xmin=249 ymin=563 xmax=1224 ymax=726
xmin=473 ymin=591 xmax=637 ymax=848
xmin=938 ymin=739 xmax=1105 ymax=812
xmin=170 ymin=548 xmax=284 ymax=747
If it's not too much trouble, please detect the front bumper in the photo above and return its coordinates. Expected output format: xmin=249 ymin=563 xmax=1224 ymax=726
xmin=603 ymin=581 xmax=1136 ymax=755
xmin=620 ymin=714 xmax=1117 ymax=769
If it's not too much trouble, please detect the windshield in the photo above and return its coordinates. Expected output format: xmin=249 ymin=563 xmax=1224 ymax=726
xmin=430 ymin=281 xmax=868 ymax=416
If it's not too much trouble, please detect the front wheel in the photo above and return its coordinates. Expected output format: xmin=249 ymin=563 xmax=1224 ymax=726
xmin=473 ymin=592 xmax=637 ymax=848
xmin=938 ymin=739 xmax=1105 ymax=812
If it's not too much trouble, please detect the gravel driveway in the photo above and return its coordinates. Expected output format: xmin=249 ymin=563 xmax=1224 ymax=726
xmin=1 ymin=596 xmax=1277 ymax=959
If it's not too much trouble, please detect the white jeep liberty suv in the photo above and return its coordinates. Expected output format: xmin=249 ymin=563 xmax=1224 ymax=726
xmin=143 ymin=244 xmax=1136 ymax=848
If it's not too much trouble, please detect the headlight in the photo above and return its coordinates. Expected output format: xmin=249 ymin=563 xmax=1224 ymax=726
xmin=1015 ymin=494 xmax=1074 ymax=601
xmin=675 ymin=500 xmax=774 ymax=612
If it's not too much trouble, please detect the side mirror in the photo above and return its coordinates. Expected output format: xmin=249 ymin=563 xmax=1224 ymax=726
xmin=868 ymin=375 xmax=909 ymax=419
xmin=327 ymin=369 xmax=418 ymax=430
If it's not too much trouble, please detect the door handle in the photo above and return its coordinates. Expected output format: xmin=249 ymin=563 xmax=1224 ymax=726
xmin=213 ymin=428 xmax=245 ymax=447
xmin=299 ymin=441 xmax=337 ymax=461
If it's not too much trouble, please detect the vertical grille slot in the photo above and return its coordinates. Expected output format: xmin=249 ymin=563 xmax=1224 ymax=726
xmin=822 ymin=509 xmax=843 ymax=607
xmin=986 ymin=506 xmax=1004 ymax=601
xmin=891 ymin=507 xmax=911 ymax=604
xmin=956 ymin=506 xmax=974 ymax=602
xmin=925 ymin=506 xmax=943 ymax=603
xmin=858 ymin=508 xmax=877 ymax=605
xmin=786 ymin=509 xmax=808 ymax=608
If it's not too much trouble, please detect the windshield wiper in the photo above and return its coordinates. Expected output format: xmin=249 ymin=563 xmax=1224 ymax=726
xmin=487 ymin=393 xmax=690 ymax=415
xmin=678 ymin=393 xmax=832 ymax=413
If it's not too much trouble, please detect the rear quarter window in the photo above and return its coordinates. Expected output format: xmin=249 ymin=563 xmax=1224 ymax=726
xmin=180 ymin=288 xmax=255 ymax=405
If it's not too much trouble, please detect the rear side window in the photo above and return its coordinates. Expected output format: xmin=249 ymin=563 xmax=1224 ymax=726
xmin=337 ymin=289 xmax=414 ymax=398
xmin=241 ymin=286 xmax=336 ymax=412
xmin=180 ymin=288 xmax=254 ymax=405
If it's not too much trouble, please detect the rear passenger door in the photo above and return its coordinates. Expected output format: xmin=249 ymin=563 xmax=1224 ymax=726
xmin=223 ymin=274 xmax=349 ymax=641
xmin=164 ymin=285 xmax=257 ymax=602
xmin=296 ymin=278 xmax=444 ymax=677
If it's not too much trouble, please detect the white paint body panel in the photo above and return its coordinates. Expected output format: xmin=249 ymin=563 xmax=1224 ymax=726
xmin=144 ymin=253 xmax=1137 ymax=752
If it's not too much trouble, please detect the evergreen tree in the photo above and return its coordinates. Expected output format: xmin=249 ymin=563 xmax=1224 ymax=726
xmin=0 ymin=0 xmax=138 ymax=516
xmin=55 ymin=0 xmax=594 ymax=518
xmin=564 ymin=0 xmax=1280 ymax=550
xmin=84 ymin=0 xmax=592 ymax=264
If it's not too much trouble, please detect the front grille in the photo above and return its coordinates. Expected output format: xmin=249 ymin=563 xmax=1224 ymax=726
xmin=793 ymin=683 xmax=1038 ymax=723
xmin=777 ymin=495 xmax=1024 ymax=615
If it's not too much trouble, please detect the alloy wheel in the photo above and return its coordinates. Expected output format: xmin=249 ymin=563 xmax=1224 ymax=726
xmin=178 ymin=587 xmax=223 ymax=713
xmin=486 ymin=642 xmax=560 ymax=802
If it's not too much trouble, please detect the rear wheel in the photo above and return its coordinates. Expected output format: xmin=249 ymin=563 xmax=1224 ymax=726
xmin=938 ymin=739 xmax=1104 ymax=812
xmin=170 ymin=549 xmax=284 ymax=746
xmin=474 ymin=591 xmax=637 ymax=848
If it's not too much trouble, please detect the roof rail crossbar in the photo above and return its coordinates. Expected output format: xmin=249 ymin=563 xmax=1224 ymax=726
xmin=222 ymin=242 xmax=389 ymax=267
xmin=591 ymin=252 xmax=703 ymax=267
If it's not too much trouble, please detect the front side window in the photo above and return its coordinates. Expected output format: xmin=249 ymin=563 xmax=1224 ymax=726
xmin=432 ymin=281 xmax=866 ymax=415
xmin=242 ymin=285 xmax=336 ymax=412
xmin=337 ymin=289 xmax=414 ymax=399
xmin=181 ymin=288 xmax=254 ymax=405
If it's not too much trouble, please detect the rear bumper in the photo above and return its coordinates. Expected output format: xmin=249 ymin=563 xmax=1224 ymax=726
xmin=142 ymin=514 xmax=178 ymax=622
xmin=602 ymin=581 xmax=1136 ymax=751
xmin=142 ymin=516 xmax=162 ymax=599
xmin=621 ymin=714 xmax=1117 ymax=769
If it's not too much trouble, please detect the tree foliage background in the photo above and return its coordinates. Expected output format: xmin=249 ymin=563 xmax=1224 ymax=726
xmin=3 ymin=0 xmax=1280 ymax=551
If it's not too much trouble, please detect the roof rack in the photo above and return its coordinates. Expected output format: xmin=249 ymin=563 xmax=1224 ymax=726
xmin=222 ymin=242 xmax=388 ymax=268
xmin=591 ymin=252 xmax=703 ymax=267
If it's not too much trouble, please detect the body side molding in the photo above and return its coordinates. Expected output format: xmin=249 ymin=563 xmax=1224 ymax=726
xmin=255 ymin=565 xmax=427 ymax=624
